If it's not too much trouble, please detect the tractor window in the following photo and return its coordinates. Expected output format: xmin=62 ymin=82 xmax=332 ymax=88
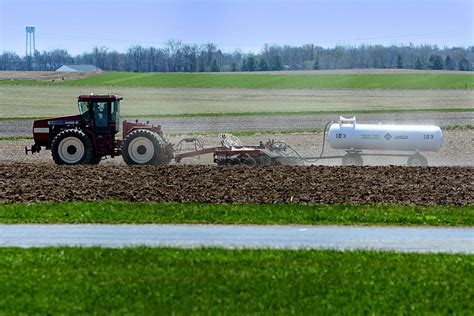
xmin=78 ymin=101 xmax=90 ymax=125
xmin=93 ymin=102 xmax=109 ymax=128
xmin=111 ymin=100 xmax=120 ymax=123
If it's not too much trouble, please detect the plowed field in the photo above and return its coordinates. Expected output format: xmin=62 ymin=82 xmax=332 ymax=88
xmin=1 ymin=164 xmax=472 ymax=205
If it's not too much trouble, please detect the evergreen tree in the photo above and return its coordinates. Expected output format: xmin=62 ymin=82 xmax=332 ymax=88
xmin=459 ymin=58 xmax=470 ymax=71
xmin=210 ymin=59 xmax=220 ymax=72
xmin=231 ymin=62 xmax=238 ymax=72
xmin=429 ymin=55 xmax=444 ymax=70
xmin=444 ymin=55 xmax=455 ymax=70
xmin=415 ymin=57 xmax=424 ymax=70
xmin=198 ymin=61 xmax=205 ymax=72
xmin=312 ymin=56 xmax=320 ymax=70
xmin=241 ymin=56 xmax=256 ymax=71
xmin=272 ymin=55 xmax=283 ymax=71
xmin=257 ymin=58 xmax=269 ymax=71
xmin=396 ymin=55 xmax=403 ymax=69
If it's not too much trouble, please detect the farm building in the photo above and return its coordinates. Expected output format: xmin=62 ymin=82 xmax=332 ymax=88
xmin=56 ymin=64 xmax=101 ymax=72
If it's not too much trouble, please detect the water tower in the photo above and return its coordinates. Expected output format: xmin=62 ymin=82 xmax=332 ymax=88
xmin=25 ymin=25 xmax=35 ymax=57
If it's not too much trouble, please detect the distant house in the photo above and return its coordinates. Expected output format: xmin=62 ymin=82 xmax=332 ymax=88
xmin=56 ymin=64 xmax=101 ymax=72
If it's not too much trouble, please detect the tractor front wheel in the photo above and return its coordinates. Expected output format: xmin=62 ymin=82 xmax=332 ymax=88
xmin=51 ymin=129 xmax=94 ymax=165
xmin=122 ymin=129 xmax=163 ymax=165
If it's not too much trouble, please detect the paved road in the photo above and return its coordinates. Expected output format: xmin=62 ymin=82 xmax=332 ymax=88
xmin=1 ymin=224 xmax=472 ymax=253
xmin=1 ymin=112 xmax=472 ymax=137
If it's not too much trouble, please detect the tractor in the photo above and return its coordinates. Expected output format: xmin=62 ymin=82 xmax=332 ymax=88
xmin=27 ymin=94 xmax=174 ymax=165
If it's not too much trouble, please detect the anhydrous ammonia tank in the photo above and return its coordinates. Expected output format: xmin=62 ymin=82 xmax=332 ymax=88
xmin=328 ymin=117 xmax=443 ymax=152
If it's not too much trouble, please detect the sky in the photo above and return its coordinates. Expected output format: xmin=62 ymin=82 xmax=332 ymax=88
xmin=0 ymin=0 xmax=472 ymax=56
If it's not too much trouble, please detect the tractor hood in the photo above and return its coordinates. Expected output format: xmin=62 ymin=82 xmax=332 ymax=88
xmin=33 ymin=114 xmax=82 ymax=129
xmin=33 ymin=115 xmax=82 ymax=144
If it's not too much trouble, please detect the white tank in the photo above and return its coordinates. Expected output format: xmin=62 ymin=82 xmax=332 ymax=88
xmin=328 ymin=117 xmax=443 ymax=152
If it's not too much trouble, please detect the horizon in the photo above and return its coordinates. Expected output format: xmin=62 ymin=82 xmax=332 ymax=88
xmin=0 ymin=0 xmax=472 ymax=56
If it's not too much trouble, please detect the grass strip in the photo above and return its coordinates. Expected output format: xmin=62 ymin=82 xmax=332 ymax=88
xmin=121 ymin=107 xmax=474 ymax=118
xmin=0 ymin=247 xmax=472 ymax=314
xmin=0 ymin=116 xmax=48 ymax=121
xmin=167 ymin=124 xmax=474 ymax=137
xmin=0 ymin=136 xmax=33 ymax=141
xmin=442 ymin=124 xmax=474 ymax=130
xmin=0 ymin=201 xmax=472 ymax=226
xmin=1 ymin=72 xmax=472 ymax=89
xmin=1 ymin=108 xmax=473 ymax=121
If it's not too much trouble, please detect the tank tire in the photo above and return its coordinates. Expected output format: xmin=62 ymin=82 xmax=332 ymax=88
xmin=51 ymin=129 xmax=94 ymax=165
xmin=122 ymin=129 xmax=163 ymax=165
xmin=407 ymin=154 xmax=428 ymax=166
xmin=342 ymin=153 xmax=363 ymax=166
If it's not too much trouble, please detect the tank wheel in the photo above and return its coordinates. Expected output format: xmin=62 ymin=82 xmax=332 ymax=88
xmin=407 ymin=154 xmax=428 ymax=166
xmin=342 ymin=153 xmax=363 ymax=166
xmin=122 ymin=129 xmax=163 ymax=165
xmin=51 ymin=129 xmax=93 ymax=165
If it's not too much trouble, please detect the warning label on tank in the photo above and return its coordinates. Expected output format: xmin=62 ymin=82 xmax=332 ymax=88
xmin=361 ymin=134 xmax=380 ymax=140
xmin=384 ymin=133 xmax=392 ymax=140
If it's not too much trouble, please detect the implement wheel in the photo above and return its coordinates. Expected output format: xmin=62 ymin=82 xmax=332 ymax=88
xmin=122 ymin=129 xmax=163 ymax=165
xmin=51 ymin=129 xmax=94 ymax=165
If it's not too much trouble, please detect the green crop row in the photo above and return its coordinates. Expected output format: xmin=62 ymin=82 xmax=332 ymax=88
xmin=1 ymin=72 xmax=473 ymax=89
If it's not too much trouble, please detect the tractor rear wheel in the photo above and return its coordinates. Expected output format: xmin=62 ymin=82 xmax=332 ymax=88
xmin=122 ymin=129 xmax=163 ymax=165
xmin=51 ymin=129 xmax=94 ymax=165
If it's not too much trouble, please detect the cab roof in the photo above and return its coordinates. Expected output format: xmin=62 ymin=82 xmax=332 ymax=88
xmin=78 ymin=94 xmax=123 ymax=101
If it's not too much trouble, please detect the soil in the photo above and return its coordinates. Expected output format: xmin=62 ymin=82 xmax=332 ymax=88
xmin=0 ymin=163 xmax=472 ymax=205
xmin=3 ymin=129 xmax=473 ymax=167
xmin=0 ymin=71 xmax=100 ymax=82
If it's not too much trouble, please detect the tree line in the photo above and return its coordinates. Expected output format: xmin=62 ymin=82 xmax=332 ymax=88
xmin=0 ymin=41 xmax=472 ymax=72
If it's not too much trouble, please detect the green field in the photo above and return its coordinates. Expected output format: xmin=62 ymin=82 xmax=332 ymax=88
xmin=0 ymin=85 xmax=472 ymax=118
xmin=1 ymin=201 xmax=472 ymax=226
xmin=2 ymin=72 xmax=473 ymax=89
xmin=0 ymin=247 xmax=471 ymax=314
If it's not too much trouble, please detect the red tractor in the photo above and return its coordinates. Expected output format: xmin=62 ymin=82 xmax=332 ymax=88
xmin=27 ymin=94 xmax=174 ymax=165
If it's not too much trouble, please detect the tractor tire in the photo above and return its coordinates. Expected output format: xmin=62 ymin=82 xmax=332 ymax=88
xmin=51 ymin=129 xmax=94 ymax=165
xmin=407 ymin=154 xmax=428 ymax=166
xmin=122 ymin=129 xmax=163 ymax=165
xmin=342 ymin=153 xmax=363 ymax=166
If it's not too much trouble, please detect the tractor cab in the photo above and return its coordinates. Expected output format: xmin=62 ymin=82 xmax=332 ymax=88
xmin=77 ymin=94 xmax=122 ymax=135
